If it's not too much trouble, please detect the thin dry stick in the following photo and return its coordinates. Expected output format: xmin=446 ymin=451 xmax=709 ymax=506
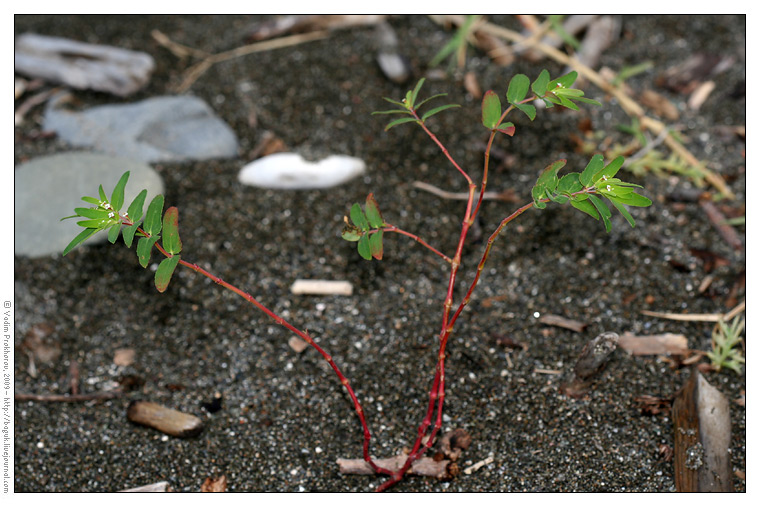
xmin=172 ymin=31 xmax=329 ymax=93
xmin=436 ymin=15 xmax=734 ymax=199
xmin=641 ymin=300 xmax=745 ymax=322
xmin=15 ymin=389 xmax=122 ymax=402
xmin=412 ymin=181 xmax=508 ymax=202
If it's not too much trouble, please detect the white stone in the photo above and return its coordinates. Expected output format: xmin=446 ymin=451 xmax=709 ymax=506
xmin=238 ymin=152 xmax=365 ymax=190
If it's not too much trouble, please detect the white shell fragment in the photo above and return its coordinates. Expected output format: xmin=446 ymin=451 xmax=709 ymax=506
xmin=290 ymin=279 xmax=353 ymax=296
xmin=238 ymin=152 xmax=366 ymax=189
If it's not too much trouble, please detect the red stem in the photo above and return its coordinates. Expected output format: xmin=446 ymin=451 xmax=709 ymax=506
xmin=133 ymin=225 xmax=395 ymax=477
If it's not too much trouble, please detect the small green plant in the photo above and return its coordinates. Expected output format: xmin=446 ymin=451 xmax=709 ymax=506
xmin=706 ymin=316 xmax=745 ymax=374
xmin=63 ymin=69 xmax=650 ymax=492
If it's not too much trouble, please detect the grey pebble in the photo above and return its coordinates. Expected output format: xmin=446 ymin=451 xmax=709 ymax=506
xmin=14 ymin=152 xmax=164 ymax=258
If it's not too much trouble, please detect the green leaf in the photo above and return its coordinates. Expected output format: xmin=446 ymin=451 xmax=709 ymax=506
xmin=341 ymin=228 xmax=362 ymax=241
xmin=137 ymin=236 xmax=159 ymax=268
xmin=421 ymin=103 xmax=460 ymax=121
xmin=409 ymin=78 xmax=426 ymax=108
xmin=155 ymin=255 xmax=181 ymax=293
xmin=107 ymin=223 xmax=121 ymax=244
xmin=593 ymin=155 xmax=625 ymax=182
xmin=357 ymin=235 xmax=372 ymax=260
xmin=127 ymin=189 xmax=147 ymax=223
xmin=572 ymin=96 xmax=602 ymax=107
xmin=369 ymin=230 xmax=383 ymax=260
xmin=414 ymin=93 xmax=449 ymax=110
xmin=161 ymin=206 xmax=182 ymax=255
xmin=548 ymin=71 xmax=578 ymax=90
xmin=531 ymin=69 xmax=550 ymax=96
xmin=365 ymin=194 xmax=385 ymax=229
xmin=507 ymin=74 xmax=530 ymax=104
xmin=81 ymin=196 xmax=101 ymax=206
xmin=557 ymin=173 xmax=583 ymax=195
xmin=123 ymin=222 xmax=141 ymax=248
xmin=481 ymin=90 xmax=502 ymax=129
xmin=496 ymin=122 xmax=515 ymax=136
xmin=372 ymin=109 xmax=410 ymax=115
xmin=384 ymin=117 xmax=419 ymax=131
xmin=76 ymin=218 xmax=112 ymax=229
xmin=381 ymin=97 xmax=407 ymax=108
xmin=74 ymin=207 xmax=110 ymax=220
xmin=350 ymin=203 xmax=369 ymax=231
xmin=580 ymin=154 xmax=605 ymax=187
xmin=608 ymin=198 xmax=636 ymax=228
xmin=98 ymin=184 xmax=108 ymax=202
xmin=613 ymin=192 xmax=652 ymax=207
xmin=531 ymin=185 xmax=547 ymax=209
xmin=547 ymin=193 xmax=569 ymax=204
xmin=588 ymin=194 xmax=612 ymax=232
xmin=570 ymin=198 xmax=600 ymax=220
xmin=514 ymin=102 xmax=537 ymax=121
xmin=144 ymin=195 xmax=164 ymax=237
xmin=110 ymin=171 xmax=129 ymax=211
xmin=62 ymin=228 xmax=99 ymax=256
xmin=535 ymin=159 xmax=566 ymax=195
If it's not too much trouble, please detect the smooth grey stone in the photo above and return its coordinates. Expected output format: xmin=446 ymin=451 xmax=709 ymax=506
xmin=43 ymin=94 xmax=239 ymax=163
xmin=15 ymin=152 xmax=164 ymax=258
xmin=14 ymin=33 xmax=154 ymax=97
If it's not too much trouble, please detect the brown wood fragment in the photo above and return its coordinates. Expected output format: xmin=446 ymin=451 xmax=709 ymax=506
xmin=639 ymin=89 xmax=680 ymax=120
xmin=201 ymin=475 xmax=227 ymax=492
xmin=336 ymin=455 xmax=454 ymax=480
xmin=438 ymin=428 xmax=472 ymax=461
xmin=672 ymin=369 xmax=734 ymax=491
xmin=688 ymin=80 xmax=716 ymax=110
xmin=290 ymin=279 xmax=353 ymax=296
xmin=127 ymin=400 xmax=204 ymax=438
xmin=113 ymin=348 xmax=135 ymax=367
xmin=538 ymin=314 xmax=588 ymax=333
xmin=699 ymin=198 xmax=743 ymax=251
xmin=245 ymin=15 xmax=386 ymax=41
xmin=618 ymin=332 xmax=688 ymax=356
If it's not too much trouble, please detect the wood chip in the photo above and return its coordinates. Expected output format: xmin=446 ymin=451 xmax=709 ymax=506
xmin=688 ymin=80 xmax=716 ymax=110
xmin=538 ymin=314 xmax=587 ymax=333
xmin=288 ymin=336 xmax=309 ymax=353
xmin=618 ymin=332 xmax=688 ymax=356
xmin=290 ymin=279 xmax=353 ymax=296
xmin=113 ymin=348 xmax=135 ymax=367
xmin=463 ymin=456 xmax=494 ymax=475
xmin=127 ymin=400 xmax=204 ymax=438
xmin=699 ymin=198 xmax=743 ymax=251
xmin=201 ymin=475 xmax=227 ymax=492
xmin=639 ymin=89 xmax=680 ymax=120
xmin=463 ymin=71 xmax=482 ymax=99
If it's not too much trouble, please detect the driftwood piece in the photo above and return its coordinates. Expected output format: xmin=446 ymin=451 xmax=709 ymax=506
xmin=698 ymin=198 xmax=743 ymax=251
xmin=336 ymin=455 xmax=454 ymax=480
xmin=127 ymin=400 xmax=204 ymax=438
xmin=245 ymin=15 xmax=387 ymax=41
xmin=573 ymin=16 xmax=619 ymax=72
xmin=672 ymin=369 xmax=734 ymax=491
xmin=618 ymin=332 xmax=689 ymax=356
xmin=290 ymin=279 xmax=353 ymax=296
xmin=15 ymin=33 xmax=154 ymax=97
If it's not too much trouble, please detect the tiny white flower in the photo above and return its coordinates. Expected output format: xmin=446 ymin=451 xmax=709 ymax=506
xmin=606 ymin=185 xmax=612 ymax=192
xmin=108 ymin=212 xmax=115 ymax=218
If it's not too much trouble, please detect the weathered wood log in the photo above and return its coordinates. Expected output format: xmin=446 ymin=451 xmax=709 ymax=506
xmin=336 ymin=455 xmax=454 ymax=480
xmin=672 ymin=369 xmax=734 ymax=492
xmin=15 ymin=33 xmax=154 ymax=97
